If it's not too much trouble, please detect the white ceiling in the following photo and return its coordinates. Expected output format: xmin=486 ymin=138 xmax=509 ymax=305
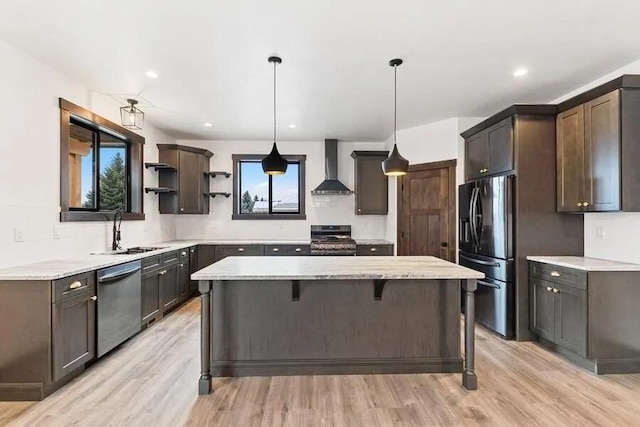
xmin=2 ymin=0 xmax=640 ymax=141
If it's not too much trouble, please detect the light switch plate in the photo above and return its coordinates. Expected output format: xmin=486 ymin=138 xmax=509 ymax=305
xmin=54 ymin=226 xmax=62 ymax=239
xmin=14 ymin=228 xmax=24 ymax=242
xmin=595 ymin=226 xmax=606 ymax=240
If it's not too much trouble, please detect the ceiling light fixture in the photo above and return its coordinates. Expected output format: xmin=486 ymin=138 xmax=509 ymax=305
xmin=145 ymin=70 xmax=159 ymax=79
xmin=513 ymin=67 xmax=528 ymax=77
xmin=120 ymin=99 xmax=144 ymax=130
xmin=203 ymin=122 xmax=213 ymax=127
xmin=262 ymin=56 xmax=288 ymax=175
xmin=382 ymin=58 xmax=409 ymax=176
xmin=288 ymin=124 xmax=297 ymax=129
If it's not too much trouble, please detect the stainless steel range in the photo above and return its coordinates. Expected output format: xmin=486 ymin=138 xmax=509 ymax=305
xmin=310 ymin=225 xmax=356 ymax=256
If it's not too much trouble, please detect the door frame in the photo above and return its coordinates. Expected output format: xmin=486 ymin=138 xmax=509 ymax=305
xmin=397 ymin=159 xmax=457 ymax=261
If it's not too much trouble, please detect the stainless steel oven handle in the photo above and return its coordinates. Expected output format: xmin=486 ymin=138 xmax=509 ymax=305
xmin=477 ymin=279 xmax=500 ymax=289
xmin=459 ymin=254 xmax=500 ymax=267
xmin=98 ymin=266 xmax=141 ymax=284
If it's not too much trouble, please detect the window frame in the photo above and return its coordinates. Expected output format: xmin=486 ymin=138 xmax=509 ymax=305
xmin=232 ymin=154 xmax=306 ymax=220
xmin=59 ymin=98 xmax=145 ymax=222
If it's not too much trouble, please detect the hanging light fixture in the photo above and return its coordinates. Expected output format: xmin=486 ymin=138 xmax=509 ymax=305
xmin=382 ymin=58 xmax=409 ymax=176
xmin=262 ymin=56 xmax=288 ymax=175
xmin=120 ymin=99 xmax=144 ymax=130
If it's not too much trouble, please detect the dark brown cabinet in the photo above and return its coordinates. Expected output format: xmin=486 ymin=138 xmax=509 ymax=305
xmin=160 ymin=252 xmax=179 ymax=310
xmin=178 ymin=249 xmax=190 ymax=302
xmin=529 ymin=277 xmax=556 ymax=342
xmin=356 ymin=244 xmax=394 ymax=256
xmin=465 ymin=117 xmax=513 ymax=180
xmin=264 ymin=244 xmax=310 ymax=256
xmin=351 ymin=151 xmax=389 ymax=215
xmin=141 ymin=256 xmax=162 ymax=325
xmin=215 ymin=245 xmax=264 ymax=261
xmin=52 ymin=278 xmax=96 ymax=382
xmin=157 ymin=144 xmax=213 ymax=214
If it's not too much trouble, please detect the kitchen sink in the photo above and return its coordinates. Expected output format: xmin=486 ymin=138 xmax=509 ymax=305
xmin=94 ymin=246 xmax=168 ymax=255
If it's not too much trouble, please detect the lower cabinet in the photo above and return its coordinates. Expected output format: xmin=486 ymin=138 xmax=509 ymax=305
xmin=264 ymin=244 xmax=310 ymax=256
xmin=356 ymin=244 xmax=394 ymax=256
xmin=178 ymin=260 xmax=190 ymax=302
xmin=160 ymin=256 xmax=179 ymax=310
xmin=189 ymin=246 xmax=198 ymax=296
xmin=52 ymin=289 xmax=96 ymax=382
xmin=141 ymin=270 xmax=161 ymax=324
xmin=215 ymin=245 xmax=264 ymax=261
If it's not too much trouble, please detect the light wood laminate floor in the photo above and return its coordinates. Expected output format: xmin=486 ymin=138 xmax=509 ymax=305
xmin=1 ymin=298 xmax=639 ymax=426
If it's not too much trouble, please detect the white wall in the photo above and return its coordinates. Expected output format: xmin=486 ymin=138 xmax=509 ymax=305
xmin=173 ymin=139 xmax=389 ymax=241
xmin=551 ymin=59 xmax=640 ymax=263
xmin=0 ymin=39 xmax=176 ymax=268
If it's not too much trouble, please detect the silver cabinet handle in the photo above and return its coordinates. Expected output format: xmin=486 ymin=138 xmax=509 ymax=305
xmin=181 ymin=251 xmax=187 ymax=256
xmin=272 ymin=248 xmax=279 ymax=252
xmin=370 ymin=247 xmax=377 ymax=252
xmin=179 ymin=263 xmax=184 ymax=267
xmin=160 ymin=270 xmax=167 ymax=275
xmin=295 ymin=248 xmax=302 ymax=252
xmin=238 ymin=248 xmax=244 ymax=252
xmin=190 ymin=249 xmax=195 ymax=253
xmin=91 ymin=296 xmax=97 ymax=301
xmin=546 ymin=286 xmax=553 ymax=292
xmin=552 ymin=288 xmax=560 ymax=294
xmin=180 ymin=208 xmax=184 ymax=212
xmin=69 ymin=281 xmax=83 ymax=289
xmin=550 ymin=271 xmax=560 ymax=277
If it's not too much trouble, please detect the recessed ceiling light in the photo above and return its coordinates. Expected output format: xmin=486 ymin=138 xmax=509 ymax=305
xmin=145 ymin=70 xmax=159 ymax=79
xmin=288 ymin=124 xmax=297 ymax=129
xmin=513 ymin=68 xmax=528 ymax=77
xmin=203 ymin=122 xmax=213 ymax=127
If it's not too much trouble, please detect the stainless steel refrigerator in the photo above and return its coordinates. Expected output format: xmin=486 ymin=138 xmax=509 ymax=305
xmin=459 ymin=175 xmax=515 ymax=338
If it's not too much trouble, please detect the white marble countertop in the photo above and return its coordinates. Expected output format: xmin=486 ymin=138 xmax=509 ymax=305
xmin=192 ymin=256 xmax=484 ymax=281
xmin=0 ymin=239 xmax=395 ymax=281
xmin=527 ymin=256 xmax=640 ymax=272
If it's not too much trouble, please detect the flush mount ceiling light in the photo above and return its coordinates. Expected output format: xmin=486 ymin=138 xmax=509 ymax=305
xmin=262 ymin=56 xmax=288 ymax=175
xmin=145 ymin=70 xmax=159 ymax=79
xmin=382 ymin=58 xmax=409 ymax=176
xmin=513 ymin=67 xmax=528 ymax=77
xmin=120 ymin=99 xmax=144 ymax=130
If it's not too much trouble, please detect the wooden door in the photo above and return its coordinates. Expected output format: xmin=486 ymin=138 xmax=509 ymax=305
xmin=353 ymin=153 xmax=389 ymax=214
xmin=584 ymin=90 xmax=621 ymax=212
xmin=52 ymin=292 xmax=96 ymax=381
xmin=486 ymin=117 xmax=514 ymax=175
xmin=179 ymin=151 xmax=203 ymax=214
xmin=397 ymin=160 xmax=456 ymax=261
xmin=557 ymin=105 xmax=586 ymax=212
xmin=465 ymin=132 xmax=487 ymax=180
xmin=529 ymin=277 xmax=555 ymax=342
xmin=554 ymin=283 xmax=588 ymax=357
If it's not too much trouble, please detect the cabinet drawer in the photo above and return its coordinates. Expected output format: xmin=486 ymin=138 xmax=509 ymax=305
xmin=265 ymin=245 xmax=310 ymax=256
xmin=529 ymin=262 xmax=587 ymax=290
xmin=356 ymin=244 xmax=394 ymax=256
xmin=53 ymin=272 xmax=96 ymax=303
xmin=162 ymin=251 xmax=180 ymax=266
xmin=215 ymin=245 xmax=264 ymax=261
xmin=142 ymin=255 xmax=162 ymax=277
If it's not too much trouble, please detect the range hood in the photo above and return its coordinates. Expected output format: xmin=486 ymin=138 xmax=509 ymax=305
xmin=311 ymin=139 xmax=353 ymax=195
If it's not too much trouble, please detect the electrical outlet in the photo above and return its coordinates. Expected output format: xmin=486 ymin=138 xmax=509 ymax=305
xmin=595 ymin=226 xmax=606 ymax=241
xmin=14 ymin=228 xmax=24 ymax=242
xmin=54 ymin=226 xmax=62 ymax=239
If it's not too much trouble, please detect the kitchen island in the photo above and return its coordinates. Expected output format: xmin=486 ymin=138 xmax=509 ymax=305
xmin=192 ymin=256 xmax=484 ymax=393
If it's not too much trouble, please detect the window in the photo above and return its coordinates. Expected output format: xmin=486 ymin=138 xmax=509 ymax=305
xmin=232 ymin=154 xmax=306 ymax=220
xmin=60 ymin=99 xmax=145 ymax=221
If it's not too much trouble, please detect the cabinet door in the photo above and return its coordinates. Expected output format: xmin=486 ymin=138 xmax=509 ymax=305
xmin=554 ymin=283 xmax=587 ymax=357
xmin=486 ymin=117 xmax=514 ymax=175
xmin=178 ymin=260 xmax=190 ymax=302
xmin=52 ymin=292 xmax=96 ymax=382
xmin=141 ymin=273 xmax=161 ymax=324
xmin=355 ymin=155 xmax=388 ymax=214
xmin=189 ymin=246 xmax=199 ymax=296
xmin=356 ymin=244 xmax=394 ymax=256
xmin=160 ymin=264 xmax=179 ymax=310
xmin=529 ymin=277 xmax=555 ymax=341
xmin=178 ymin=151 xmax=204 ymax=214
xmin=584 ymin=90 xmax=621 ymax=212
xmin=557 ymin=105 xmax=586 ymax=212
xmin=197 ymin=245 xmax=216 ymax=270
xmin=465 ymin=131 xmax=488 ymax=180
xmin=215 ymin=245 xmax=264 ymax=261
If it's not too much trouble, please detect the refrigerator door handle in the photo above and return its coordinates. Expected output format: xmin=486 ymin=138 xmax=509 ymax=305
xmin=477 ymin=279 xmax=500 ymax=289
xmin=475 ymin=186 xmax=483 ymax=245
xmin=470 ymin=187 xmax=479 ymax=249
xmin=459 ymin=254 xmax=501 ymax=267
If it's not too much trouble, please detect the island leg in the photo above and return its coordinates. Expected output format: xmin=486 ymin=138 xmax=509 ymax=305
xmin=198 ymin=280 xmax=213 ymax=395
xmin=462 ymin=279 xmax=478 ymax=390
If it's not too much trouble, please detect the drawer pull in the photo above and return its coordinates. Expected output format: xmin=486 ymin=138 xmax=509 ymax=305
xmin=179 ymin=263 xmax=184 ymax=267
xmin=160 ymin=270 xmax=167 ymax=275
xmin=546 ymin=286 xmax=553 ymax=292
xmin=552 ymin=288 xmax=560 ymax=294
xmin=295 ymin=248 xmax=302 ymax=252
xmin=370 ymin=247 xmax=377 ymax=252
xmin=583 ymin=202 xmax=590 ymax=207
xmin=69 ymin=281 xmax=83 ymax=289
xmin=577 ymin=202 xmax=583 ymax=207
xmin=238 ymin=248 xmax=244 ymax=252
xmin=190 ymin=249 xmax=195 ymax=253
xmin=181 ymin=251 xmax=187 ymax=256
xmin=550 ymin=271 xmax=560 ymax=277
xmin=91 ymin=296 xmax=97 ymax=301
xmin=272 ymin=248 xmax=279 ymax=252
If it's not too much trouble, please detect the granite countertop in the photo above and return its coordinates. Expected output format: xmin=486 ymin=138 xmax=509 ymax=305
xmin=0 ymin=239 xmax=395 ymax=281
xmin=192 ymin=256 xmax=484 ymax=281
xmin=527 ymin=256 xmax=640 ymax=272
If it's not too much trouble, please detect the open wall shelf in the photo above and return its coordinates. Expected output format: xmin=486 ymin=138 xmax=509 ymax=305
xmin=145 ymin=187 xmax=176 ymax=194
xmin=145 ymin=162 xmax=177 ymax=171
xmin=205 ymin=171 xmax=231 ymax=178
xmin=205 ymin=192 xmax=231 ymax=198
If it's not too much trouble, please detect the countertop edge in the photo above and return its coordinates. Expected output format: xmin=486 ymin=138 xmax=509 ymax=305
xmin=527 ymin=256 xmax=640 ymax=272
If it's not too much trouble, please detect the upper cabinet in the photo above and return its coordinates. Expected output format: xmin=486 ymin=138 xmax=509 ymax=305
xmin=156 ymin=144 xmax=213 ymax=214
xmin=464 ymin=117 xmax=514 ymax=180
xmin=351 ymin=151 xmax=389 ymax=215
xmin=556 ymin=76 xmax=640 ymax=212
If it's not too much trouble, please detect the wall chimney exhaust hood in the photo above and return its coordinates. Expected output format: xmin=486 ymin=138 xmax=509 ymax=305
xmin=311 ymin=139 xmax=353 ymax=195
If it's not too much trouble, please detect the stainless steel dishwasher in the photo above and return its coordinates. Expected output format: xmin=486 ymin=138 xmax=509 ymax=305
xmin=97 ymin=260 xmax=142 ymax=357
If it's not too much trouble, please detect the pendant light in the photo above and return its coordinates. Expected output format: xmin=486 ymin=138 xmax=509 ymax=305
xmin=120 ymin=99 xmax=144 ymax=130
xmin=382 ymin=58 xmax=409 ymax=176
xmin=262 ymin=56 xmax=288 ymax=175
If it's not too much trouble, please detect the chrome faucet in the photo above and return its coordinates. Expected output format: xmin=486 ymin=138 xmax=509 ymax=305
xmin=112 ymin=210 xmax=123 ymax=251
